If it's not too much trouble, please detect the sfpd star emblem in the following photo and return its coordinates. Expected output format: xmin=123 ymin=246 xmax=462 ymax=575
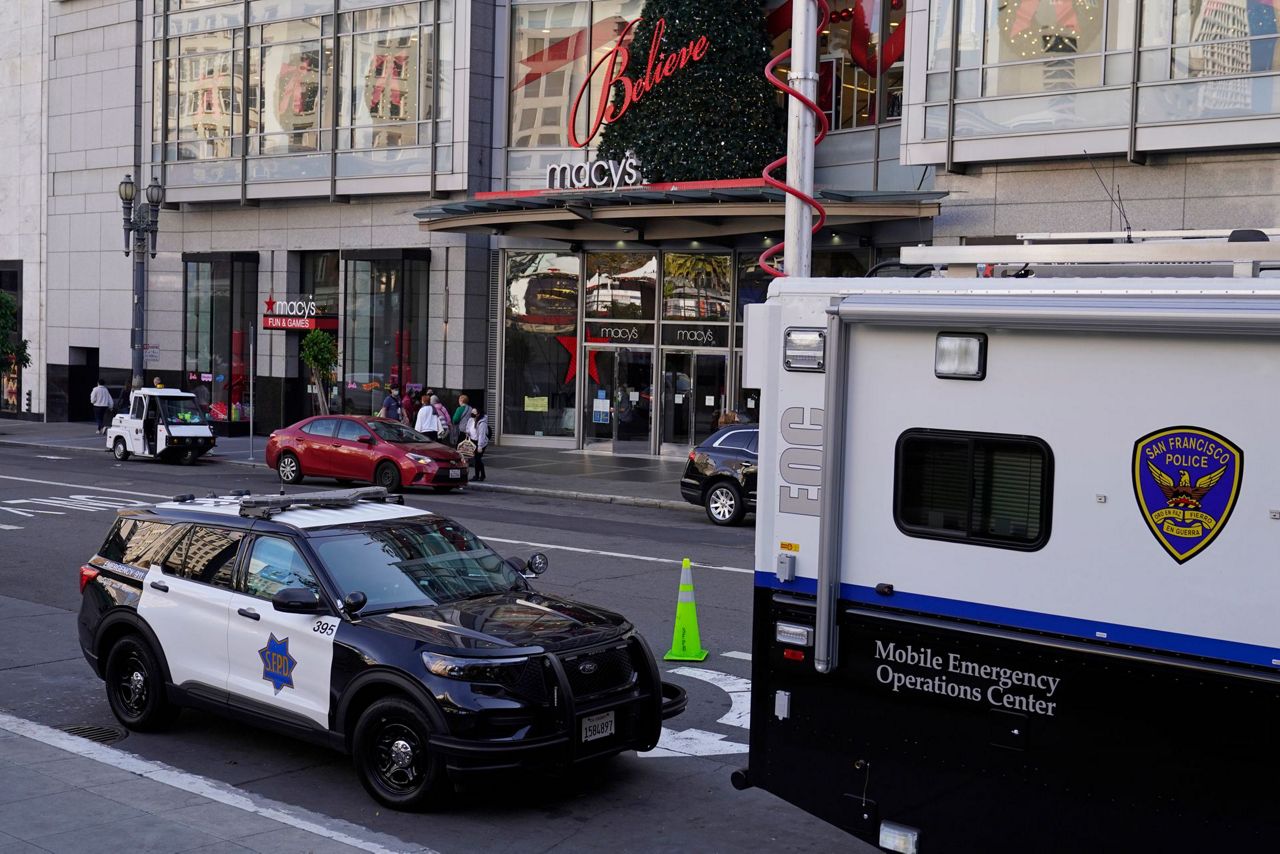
xmin=259 ymin=634 xmax=296 ymax=693
xmin=1133 ymin=426 xmax=1243 ymax=564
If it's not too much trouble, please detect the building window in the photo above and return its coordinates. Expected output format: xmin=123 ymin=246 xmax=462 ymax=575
xmin=183 ymin=255 xmax=258 ymax=425
xmin=341 ymin=252 xmax=429 ymax=415
xmin=894 ymin=429 xmax=1053 ymax=550
xmin=662 ymin=254 xmax=732 ymax=321
xmin=503 ymin=251 xmax=580 ymax=437
xmin=0 ymin=262 xmax=21 ymax=413
xmin=586 ymin=252 xmax=656 ymax=320
xmin=156 ymin=1 xmax=452 ymax=185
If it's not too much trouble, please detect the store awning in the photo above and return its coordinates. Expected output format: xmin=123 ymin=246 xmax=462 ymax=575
xmin=414 ymin=183 xmax=945 ymax=242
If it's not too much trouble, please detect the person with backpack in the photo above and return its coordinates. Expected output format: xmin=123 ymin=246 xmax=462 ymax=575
xmin=430 ymin=395 xmax=455 ymax=444
xmin=466 ymin=408 xmax=489 ymax=481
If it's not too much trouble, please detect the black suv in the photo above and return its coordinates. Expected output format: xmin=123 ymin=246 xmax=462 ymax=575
xmin=680 ymin=425 xmax=758 ymax=525
xmin=77 ymin=487 xmax=685 ymax=810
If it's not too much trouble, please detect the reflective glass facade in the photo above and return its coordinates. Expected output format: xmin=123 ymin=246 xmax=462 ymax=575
xmin=915 ymin=0 xmax=1280 ymax=159
xmin=183 ymin=255 xmax=258 ymax=424
xmin=154 ymin=0 xmax=453 ymax=189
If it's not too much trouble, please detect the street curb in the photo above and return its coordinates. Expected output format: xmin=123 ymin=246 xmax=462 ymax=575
xmin=0 ymin=437 xmax=699 ymax=513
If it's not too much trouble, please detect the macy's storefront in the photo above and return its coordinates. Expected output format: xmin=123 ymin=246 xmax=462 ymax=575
xmin=418 ymin=0 xmax=939 ymax=456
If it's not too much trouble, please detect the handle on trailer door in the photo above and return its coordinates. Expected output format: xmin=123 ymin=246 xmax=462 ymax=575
xmin=815 ymin=308 xmax=847 ymax=675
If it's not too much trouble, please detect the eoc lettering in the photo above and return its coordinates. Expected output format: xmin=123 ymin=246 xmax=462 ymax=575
xmin=778 ymin=406 xmax=823 ymax=516
xmin=872 ymin=640 xmax=1062 ymax=716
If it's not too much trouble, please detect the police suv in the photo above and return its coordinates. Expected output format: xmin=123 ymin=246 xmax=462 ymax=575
xmin=76 ymin=487 xmax=686 ymax=809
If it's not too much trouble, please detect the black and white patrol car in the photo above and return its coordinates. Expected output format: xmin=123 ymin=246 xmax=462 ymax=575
xmin=76 ymin=487 xmax=686 ymax=809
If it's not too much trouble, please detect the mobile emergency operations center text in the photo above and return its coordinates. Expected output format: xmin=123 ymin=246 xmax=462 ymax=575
xmin=736 ymin=239 xmax=1280 ymax=852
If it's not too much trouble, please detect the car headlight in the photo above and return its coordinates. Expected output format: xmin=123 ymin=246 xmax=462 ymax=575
xmin=422 ymin=651 xmax=528 ymax=682
xmin=406 ymin=453 xmax=436 ymax=466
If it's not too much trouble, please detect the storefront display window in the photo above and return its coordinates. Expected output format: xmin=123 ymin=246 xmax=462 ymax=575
xmin=585 ymin=252 xmax=656 ymax=319
xmin=341 ymin=252 xmax=429 ymax=414
xmin=184 ymin=255 xmax=258 ymax=424
xmin=503 ymin=252 xmax=580 ymax=437
xmin=0 ymin=263 xmax=20 ymax=414
xmin=663 ymin=253 xmax=731 ymax=321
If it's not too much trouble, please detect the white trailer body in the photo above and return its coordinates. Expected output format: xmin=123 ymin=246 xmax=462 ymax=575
xmin=740 ymin=274 xmax=1280 ymax=852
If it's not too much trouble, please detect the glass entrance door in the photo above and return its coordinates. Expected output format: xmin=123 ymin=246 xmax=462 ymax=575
xmin=660 ymin=351 xmax=728 ymax=453
xmin=582 ymin=347 xmax=654 ymax=454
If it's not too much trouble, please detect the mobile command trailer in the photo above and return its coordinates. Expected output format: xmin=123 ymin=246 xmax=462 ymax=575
xmin=736 ymin=242 xmax=1280 ymax=853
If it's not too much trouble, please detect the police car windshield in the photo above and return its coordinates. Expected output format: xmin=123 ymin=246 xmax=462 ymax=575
xmin=159 ymin=396 xmax=206 ymax=425
xmin=313 ymin=520 xmax=525 ymax=611
xmin=368 ymin=421 xmax=431 ymax=444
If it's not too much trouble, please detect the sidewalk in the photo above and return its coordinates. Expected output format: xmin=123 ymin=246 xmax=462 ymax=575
xmin=0 ymin=419 xmax=697 ymax=512
xmin=0 ymin=711 xmax=427 ymax=854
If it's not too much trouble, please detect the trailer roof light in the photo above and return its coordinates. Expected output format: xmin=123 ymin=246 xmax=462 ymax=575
xmin=775 ymin=622 xmax=814 ymax=647
xmin=784 ymin=327 xmax=826 ymax=372
xmin=879 ymin=820 xmax=921 ymax=854
xmin=935 ymin=332 xmax=987 ymax=380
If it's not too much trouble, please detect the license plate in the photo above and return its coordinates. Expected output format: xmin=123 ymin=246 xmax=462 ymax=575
xmin=449 ymin=468 xmax=461 ymax=479
xmin=581 ymin=711 xmax=615 ymax=743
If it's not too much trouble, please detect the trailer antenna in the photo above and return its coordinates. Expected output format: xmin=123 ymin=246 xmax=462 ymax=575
xmin=1083 ymin=149 xmax=1133 ymax=242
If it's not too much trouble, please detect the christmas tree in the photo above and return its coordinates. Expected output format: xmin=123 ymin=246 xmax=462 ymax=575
xmin=597 ymin=0 xmax=783 ymax=184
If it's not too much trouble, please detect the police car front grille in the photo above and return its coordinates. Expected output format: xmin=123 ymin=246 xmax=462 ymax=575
xmin=497 ymin=659 xmax=549 ymax=703
xmin=560 ymin=644 xmax=636 ymax=699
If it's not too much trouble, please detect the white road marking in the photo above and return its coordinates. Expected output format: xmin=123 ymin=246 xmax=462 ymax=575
xmin=0 ymin=474 xmax=170 ymax=499
xmin=721 ymin=651 xmax=752 ymax=661
xmin=642 ymin=667 xmax=754 ymax=760
xmin=0 ymin=523 xmax=21 ymax=531
xmin=645 ymin=727 xmax=749 ymax=758
xmin=34 ymin=455 xmax=71 ymax=460
xmin=479 ymin=535 xmax=753 ymax=575
xmin=668 ymin=666 xmax=752 ymax=730
xmin=0 ymin=711 xmax=433 ymax=854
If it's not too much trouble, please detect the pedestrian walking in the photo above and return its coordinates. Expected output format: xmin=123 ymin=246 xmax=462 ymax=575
xmin=415 ymin=392 xmax=439 ymax=436
xmin=379 ymin=386 xmax=401 ymax=421
xmin=90 ymin=379 xmax=114 ymax=435
xmin=430 ymin=395 xmax=454 ymax=444
xmin=467 ymin=408 xmax=489 ymax=481
xmin=400 ymin=389 xmax=416 ymax=425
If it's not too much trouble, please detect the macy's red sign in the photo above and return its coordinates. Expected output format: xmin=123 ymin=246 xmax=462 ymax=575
xmin=569 ymin=17 xmax=710 ymax=149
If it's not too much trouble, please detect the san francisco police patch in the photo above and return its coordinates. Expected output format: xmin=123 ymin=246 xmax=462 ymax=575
xmin=259 ymin=634 xmax=296 ymax=693
xmin=1133 ymin=426 xmax=1243 ymax=564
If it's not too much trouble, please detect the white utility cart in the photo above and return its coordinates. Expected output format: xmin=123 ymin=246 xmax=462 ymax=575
xmin=106 ymin=388 xmax=215 ymax=465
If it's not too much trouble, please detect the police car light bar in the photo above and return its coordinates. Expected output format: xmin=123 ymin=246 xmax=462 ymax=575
xmin=238 ymin=487 xmax=403 ymax=518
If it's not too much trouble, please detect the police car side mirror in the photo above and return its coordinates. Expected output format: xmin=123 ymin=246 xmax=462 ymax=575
xmin=343 ymin=590 xmax=368 ymax=615
xmin=525 ymin=553 xmax=549 ymax=576
xmin=272 ymin=587 xmax=323 ymax=614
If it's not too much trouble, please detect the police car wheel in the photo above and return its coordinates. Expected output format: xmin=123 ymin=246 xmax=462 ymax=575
xmin=705 ymin=481 xmax=746 ymax=526
xmin=375 ymin=461 xmax=403 ymax=494
xmin=112 ymin=438 xmax=131 ymax=461
xmin=278 ymin=452 xmax=304 ymax=484
xmin=104 ymin=636 xmax=176 ymax=732
xmin=353 ymin=698 xmax=446 ymax=810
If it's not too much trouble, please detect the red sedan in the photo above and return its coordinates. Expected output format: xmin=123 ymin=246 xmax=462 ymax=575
xmin=265 ymin=416 xmax=469 ymax=492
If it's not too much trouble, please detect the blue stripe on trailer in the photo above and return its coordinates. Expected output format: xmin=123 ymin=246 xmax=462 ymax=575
xmin=755 ymin=571 xmax=1280 ymax=671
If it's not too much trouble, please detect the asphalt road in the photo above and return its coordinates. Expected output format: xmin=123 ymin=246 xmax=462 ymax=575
xmin=0 ymin=445 xmax=864 ymax=853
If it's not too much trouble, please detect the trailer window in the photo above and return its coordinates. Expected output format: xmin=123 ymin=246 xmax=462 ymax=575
xmin=894 ymin=430 xmax=1052 ymax=550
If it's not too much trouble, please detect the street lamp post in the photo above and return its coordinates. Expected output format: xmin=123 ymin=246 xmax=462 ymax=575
xmin=118 ymin=174 xmax=164 ymax=391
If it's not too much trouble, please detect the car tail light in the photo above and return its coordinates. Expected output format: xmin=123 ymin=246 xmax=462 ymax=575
xmin=688 ymin=450 xmax=697 ymax=462
xmin=79 ymin=564 xmax=99 ymax=594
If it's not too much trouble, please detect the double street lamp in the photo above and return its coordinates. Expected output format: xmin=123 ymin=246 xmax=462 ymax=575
xmin=118 ymin=173 xmax=164 ymax=391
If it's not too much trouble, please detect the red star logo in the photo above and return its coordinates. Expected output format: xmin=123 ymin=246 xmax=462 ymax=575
xmin=556 ymin=334 xmax=608 ymax=384
xmin=264 ymin=295 xmax=276 ymax=314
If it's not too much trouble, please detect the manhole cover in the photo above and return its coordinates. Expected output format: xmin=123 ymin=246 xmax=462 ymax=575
xmin=58 ymin=724 xmax=127 ymax=745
